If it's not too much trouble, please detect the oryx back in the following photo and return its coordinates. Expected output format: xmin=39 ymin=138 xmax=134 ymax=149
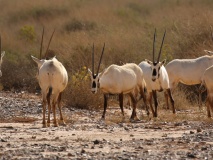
xmin=38 ymin=57 xmax=68 ymax=95
xmin=100 ymin=64 xmax=139 ymax=94
xmin=166 ymin=56 xmax=213 ymax=85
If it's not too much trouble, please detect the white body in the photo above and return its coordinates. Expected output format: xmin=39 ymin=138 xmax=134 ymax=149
xmin=138 ymin=61 xmax=170 ymax=92
xmin=166 ymin=54 xmax=213 ymax=89
xmin=36 ymin=57 xmax=68 ymax=95
xmin=88 ymin=62 xmax=147 ymax=120
xmin=31 ymin=56 xmax=68 ymax=127
xmin=200 ymin=65 xmax=213 ymax=117
xmin=138 ymin=60 xmax=175 ymax=117
xmin=99 ymin=63 xmax=145 ymax=94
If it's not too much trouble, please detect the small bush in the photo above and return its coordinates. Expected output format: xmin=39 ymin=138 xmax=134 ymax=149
xmin=64 ymin=67 xmax=102 ymax=109
xmin=64 ymin=19 xmax=97 ymax=32
xmin=19 ymin=25 xmax=36 ymax=42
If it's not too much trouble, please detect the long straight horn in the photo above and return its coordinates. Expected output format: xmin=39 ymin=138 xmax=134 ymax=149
xmin=153 ymin=28 xmax=156 ymax=62
xmin=96 ymin=43 xmax=105 ymax=75
xmin=92 ymin=43 xmax=95 ymax=76
xmin=157 ymin=30 xmax=166 ymax=63
xmin=44 ymin=29 xmax=55 ymax=59
xmin=40 ymin=27 xmax=44 ymax=59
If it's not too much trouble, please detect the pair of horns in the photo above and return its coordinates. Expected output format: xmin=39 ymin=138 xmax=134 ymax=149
xmin=39 ymin=27 xmax=55 ymax=59
xmin=152 ymin=29 xmax=166 ymax=63
xmin=92 ymin=43 xmax=105 ymax=76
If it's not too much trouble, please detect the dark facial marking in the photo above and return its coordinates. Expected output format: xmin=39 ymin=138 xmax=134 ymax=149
xmin=158 ymin=67 xmax=161 ymax=78
xmin=92 ymin=81 xmax=96 ymax=88
xmin=153 ymin=68 xmax=157 ymax=76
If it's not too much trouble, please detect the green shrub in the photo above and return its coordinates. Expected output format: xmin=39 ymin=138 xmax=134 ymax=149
xmin=19 ymin=25 xmax=36 ymax=42
xmin=64 ymin=67 xmax=102 ymax=109
xmin=64 ymin=19 xmax=97 ymax=32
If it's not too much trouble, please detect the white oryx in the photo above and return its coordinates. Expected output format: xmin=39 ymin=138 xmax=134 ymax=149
xmin=88 ymin=44 xmax=148 ymax=120
xmin=31 ymin=28 xmax=68 ymax=127
xmin=139 ymin=29 xmax=175 ymax=117
xmin=166 ymin=50 xmax=213 ymax=107
xmin=0 ymin=35 xmax=5 ymax=77
xmin=200 ymin=65 xmax=213 ymax=117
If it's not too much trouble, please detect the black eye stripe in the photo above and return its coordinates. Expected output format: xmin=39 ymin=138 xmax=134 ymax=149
xmin=153 ymin=69 xmax=157 ymax=76
xmin=92 ymin=81 xmax=96 ymax=88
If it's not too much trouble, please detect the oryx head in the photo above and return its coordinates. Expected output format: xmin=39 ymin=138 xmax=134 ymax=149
xmin=145 ymin=29 xmax=166 ymax=82
xmin=0 ymin=35 xmax=5 ymax=77
xmin=31 ymin=27 xmax=55 ymax=68
xmin=88 ymin=43 xmax=105 ymax=94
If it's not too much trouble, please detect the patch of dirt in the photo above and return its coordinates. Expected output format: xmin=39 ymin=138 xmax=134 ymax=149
xmin=0 ymin=91 xmax=213 ymax=159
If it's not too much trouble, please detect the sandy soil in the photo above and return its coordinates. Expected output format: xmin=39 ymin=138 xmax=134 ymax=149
xmin=0 ymin=92 xmax=213 ymax=159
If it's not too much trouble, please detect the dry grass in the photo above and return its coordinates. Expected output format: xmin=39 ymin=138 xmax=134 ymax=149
xmin=1 ymin=0 xmax=213 ymax=111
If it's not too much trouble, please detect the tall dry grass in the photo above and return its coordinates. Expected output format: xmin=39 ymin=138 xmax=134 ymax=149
xmin=1 ymin=0 xmax=213 ymax=110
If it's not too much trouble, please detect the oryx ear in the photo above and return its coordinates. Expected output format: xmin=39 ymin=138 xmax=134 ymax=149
xmin=98 ymin=68 xmax=106 ymax=77
xmin=161 ymin=59 xmax=166 ymax=66
xmin=52 ymin=56 xmax=57 ymax=60
xmin=88 ymin=68 xmax=93 ymax=75
xmin=145 ymin=59 xmax=153 ymax=65
xmin=204 ymin=50 xmax=213 ymax=54
xmin=31 ymin=55 xmax=44 ymax=68
xmin=1 ymin=51 xmax=5 ymax=59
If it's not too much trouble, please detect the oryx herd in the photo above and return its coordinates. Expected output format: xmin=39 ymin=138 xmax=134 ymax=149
xmin=1 ymin=28 xmax=213 ymax=127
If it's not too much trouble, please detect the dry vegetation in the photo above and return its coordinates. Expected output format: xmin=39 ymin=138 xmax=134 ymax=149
xmin=1 ymin=0 xmax=213 ymax=111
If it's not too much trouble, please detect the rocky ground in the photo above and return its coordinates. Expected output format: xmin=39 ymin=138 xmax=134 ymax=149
xmin=0 ymin=91 xmax=213 ymax=159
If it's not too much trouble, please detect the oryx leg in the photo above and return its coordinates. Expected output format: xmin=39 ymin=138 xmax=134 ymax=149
xmin=52 ymin=97 xmax=59 ymax=127
xmin=206 ymin=96 xmax=211 ymax=118
xmin=101 ymin=94 xmax=108 ymax=119
xmin=148 ymin=92 xmax=155 ymax=117
xmin=58 ymin=92 xmax=66 ymax=125
xmin=164 ymin=91 xmax=169 ymax=110
xmin=199 ymin=84 xmax=206 ymax=109
xmin=139 ymin=86 xmax=149 ymax=116
xmin=42 ymin=95 xmax=47 ymax=128
xmin=46 ymin=92 xmax=51 ymax=127
xmin=152 ymin=90 xmax=158 ymax=117
xmin=167 ymin=89 xmax=175 ymax=114
xmin=119 ymin=93 xmax=124 ymax=116
xmin=129 ymin=93 xmax=138 ymax=120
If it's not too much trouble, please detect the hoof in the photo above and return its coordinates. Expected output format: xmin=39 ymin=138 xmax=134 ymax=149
xmin=42 ymin=121 xmax=47 ymax=128
xmin=54 ymin=123 xmax=59 ymax=127
xmin=130 ymin=116 xmax=140 ymax=123
xmin=146 ymin=111 xmax=150 ymax=116
xmin=60 ymin=121 xmax=66 ymax=126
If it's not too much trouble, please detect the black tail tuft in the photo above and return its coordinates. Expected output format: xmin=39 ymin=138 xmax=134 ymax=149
xmin=47 ymin=87 xmax=52 ymax=104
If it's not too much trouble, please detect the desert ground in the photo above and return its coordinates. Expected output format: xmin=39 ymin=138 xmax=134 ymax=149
xmin=0 ymin=91 xmax=213 ymax=159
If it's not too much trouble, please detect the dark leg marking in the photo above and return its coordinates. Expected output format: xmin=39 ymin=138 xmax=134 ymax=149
xmin=101 ymin=94 xmax=108 ymax=119
xmin=167 ymin=89 xmax=175 ymax=114
xmin=139 ymin=86 xmax=149 ymax=116
xmin=58 ymin=92 xmax=66 ymax=125
xmin=152 ymin=90 xmax=158 ymax=117
xmin=148 ymin=92 xmax=155 ymax=117
xmin=119 ymin=93 xmax=124 ymax=116
xmin=129 ymin=93 xmax=137 ymax=120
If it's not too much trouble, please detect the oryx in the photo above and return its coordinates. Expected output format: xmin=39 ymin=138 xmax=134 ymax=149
xmin=88 ymin=44 xmax=148 ymax=121
xmin=31 ymin=28 xmax=68 ymax=127
xmin=139 ymin=29 xmax=175 ymax=117
xmin=166 ymin=50 xmax=213 ymax=107
xmin=0 ymin=35 xmax=5 ymax=77
xmin=200 ymin=65 xmax=213 ymax=117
